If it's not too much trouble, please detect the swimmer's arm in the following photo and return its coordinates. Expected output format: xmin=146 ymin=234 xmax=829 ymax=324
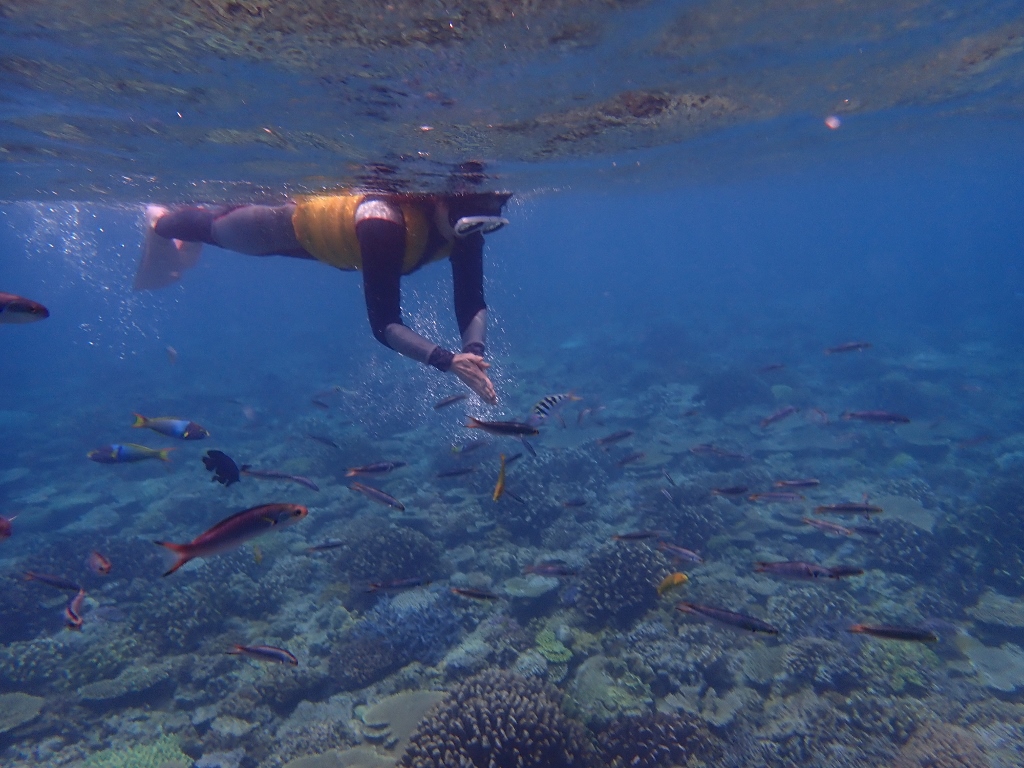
xmin=450 ymin=232 xmax=487 ymax=355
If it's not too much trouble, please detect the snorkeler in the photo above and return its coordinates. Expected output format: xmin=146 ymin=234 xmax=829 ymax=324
xmin=135 ymin=191 xmax=511 ymax=404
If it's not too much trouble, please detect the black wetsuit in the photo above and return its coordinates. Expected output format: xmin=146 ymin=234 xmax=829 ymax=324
xmin=155 ymin=193 xmax=508 ymax=371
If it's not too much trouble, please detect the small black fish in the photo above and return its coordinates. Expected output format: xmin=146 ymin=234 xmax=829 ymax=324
xmin=616 ymin=451 xmax=646 ymax=467
xmin=306 ymin=434 xmax=340 ymax=449
xmin=848 ymin=623 xmax=938 ymax=643
xmin=349 ymin=482 xmax=405 ymax=511
xmin=345 ymin=461 xmax=407 ymax=477
xmin=451 ymin=586 xmax=501 ymax=600
xmin=434 ymin=394 xmax=468 ymax=410
xmin=596 ymin=430 xmax=634 ymax=448
xmin=307 ymin=540 xmax=345 ymax=552
xmin=519 ymin=438 xmax=537 ymax=457
xmin=711 ymin=485 xmax=749 ymax=497
xmin=241 ymin=465 xmax=320 ymax=492
xmin=465 ymin=417 xmax=539 ymax=437
xmin=505 ymin=489 xmax=526 ymax=504
xmin=203 ymin=450 xmax=240 ymax=486
xmin=612 ymin=530 xmax=665 ymax=542
xmin=677 ymin=602 xmax=779 ymax=635
xmin=437 ymin=466 xmax=477 ymax=478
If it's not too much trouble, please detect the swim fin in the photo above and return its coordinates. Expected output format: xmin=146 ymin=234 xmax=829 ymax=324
xmin=133 ymin=205 xmax=203 ymax=291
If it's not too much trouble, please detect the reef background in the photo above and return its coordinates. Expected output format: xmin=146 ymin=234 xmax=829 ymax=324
xmin=2 ymin=119 xmax=1024 ymax=767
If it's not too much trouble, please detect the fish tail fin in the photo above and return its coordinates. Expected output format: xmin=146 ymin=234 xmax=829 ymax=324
xmin=225 ymin=645 xmax=244 ymax=656
xmin=848 ymin=624 xmax=865 ymax=634
xmin=154 ymin=541 xmax=191 ymax=576
xmin=344 ymin=469 xmax=357 ymax=477
xmin=568 ymin=390 xmax=583 ymax=401
xmin=157 ymin=447 xmax=177 ymax=462
xmin=131 ymin=413 xmax=148 ymax=428
xmin=465 ymin=417 xmax=482 ymax=429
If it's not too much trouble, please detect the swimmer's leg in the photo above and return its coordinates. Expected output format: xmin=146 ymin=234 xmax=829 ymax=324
xmin=136 ymin=203 xmax=311 ymax=291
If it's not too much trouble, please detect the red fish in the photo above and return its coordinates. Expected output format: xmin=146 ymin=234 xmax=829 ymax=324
xmin=524 ymin=561 xmax=578 ymax=577
xmin=0 ymin=292 xmax=49 ymax=323
xmin=775 ymin=478 xmax=820 ymax=488
xmin=825 ymin=341 xmax=871 ymax=355
xmin=451 ymin=587 xmax=501 ymax=600
xmin=801 ymin=517 xmax=854 ymax=536
xmin=657 ymin=542 xmax=703 ymax=564
xmin=24 ymin=571 xmax=82 ymax=592
xmin=227 ymin=644 xmax=299 ymax=665
xmin=366 ymin=577 xmax=432 ymax=593
xmin=0 ymin=514 xmax=14 ymax=541
xmin=841 ymin=410 xmax=910 ymax=424
xmin=760 ymin=406 xmax=798 ymax=429
xmin=676 ymin=602 xmax=779 ymax=635
xmin=748 ymin=492 xmax=805 ymax=503
xmin=754 ymin=561 xmax=834 ymax=579
xmin=154 ymin=503 xmax=308 ymax=576
xmin=65 ymin=589 xmax=86 ymax=630
xmin=87 ymin=551 xmax=112 ymax=575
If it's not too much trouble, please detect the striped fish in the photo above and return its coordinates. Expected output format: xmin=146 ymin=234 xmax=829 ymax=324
xmin=526 ymin=392 xmax=581 ymax=427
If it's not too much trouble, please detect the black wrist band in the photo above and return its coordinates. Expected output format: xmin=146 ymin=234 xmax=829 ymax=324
xmin=428 ymin=347 xmax=455 ymax=372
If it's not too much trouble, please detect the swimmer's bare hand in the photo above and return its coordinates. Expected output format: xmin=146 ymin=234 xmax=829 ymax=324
xmin=451 ymin=353 xmax=497 ymax=405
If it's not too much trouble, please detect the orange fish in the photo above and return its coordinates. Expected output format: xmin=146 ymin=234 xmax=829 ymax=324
xmin=657 ymin=572 xmax=688 ymax=596
xmin=87 ymin=551 xmax=112 ymax=575
xmin=65 ymin=589 xmax=86 ymax=631
xmin=492 ymin=454 xmax=506 ymax=502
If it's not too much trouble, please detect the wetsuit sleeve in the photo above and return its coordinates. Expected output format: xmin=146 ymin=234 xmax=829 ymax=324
xmin=357 ymin=217 xmax=455 ymax=371
xmin=450 ymin=231 xmax=487 ymax=356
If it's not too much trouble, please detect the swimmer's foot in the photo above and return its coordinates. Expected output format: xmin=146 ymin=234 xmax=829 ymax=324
xmin=134 ymin=205 xmax=203 ymax=291
xmin=453 ymin=216 xmax=508 ymax=238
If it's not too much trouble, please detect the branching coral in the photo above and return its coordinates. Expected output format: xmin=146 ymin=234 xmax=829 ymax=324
xmin=595 ymin=711 xmax=718 ymax=768
xmin=397 ymin=669 xmax=595 ymax=768
xmin=575 ymin=544 xmax=670 ymax=628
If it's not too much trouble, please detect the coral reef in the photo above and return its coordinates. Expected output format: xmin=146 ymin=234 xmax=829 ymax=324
xmin=575 ymin=544 xmax=670 ymax=628
xmin=335 ymin=524 xmax=448 ymax=585
xmin=82 ymin=734 xmax=190 ymax=768
xmin=396 ymin=669 xmax=595 ymax=768
xmin=0 ymin=692 xmax=44 ymax=735
xmin=567 ymin=655 xmax=654 ymax=728
xmin=863 ymin=519 xmax=942 ymax=577
xmin=535 ymin=628 xmax=573 ymax=664
xmin=595 ymin=711 xmax=718 ymax=768
xmin=330 ymin=635 xmax=403 ymax=693
xmin=331 ymin=590 xmax=467 ymax=691
xmin=894 ymin=723 xmax=992 ymax=768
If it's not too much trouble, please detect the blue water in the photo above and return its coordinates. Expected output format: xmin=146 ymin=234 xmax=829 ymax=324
xmin=5 ymin=3 xmax=1024 ymax=767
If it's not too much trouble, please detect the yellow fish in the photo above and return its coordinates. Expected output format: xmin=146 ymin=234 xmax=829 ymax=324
xmin=253 ymin=545 xmax=263 ymax=565
xmin=657 ymin=572 xmax=688 ymax=596
xmin=492 ymin=454 xmax=506 ymax=502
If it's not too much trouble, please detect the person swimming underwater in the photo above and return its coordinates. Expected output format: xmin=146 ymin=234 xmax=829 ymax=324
xmin=136 ymin=190 xmax=510 ymax=404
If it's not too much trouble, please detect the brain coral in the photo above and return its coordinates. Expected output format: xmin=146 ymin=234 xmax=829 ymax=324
xmin=575 ymin=544 xmax=670 ymax=628
xmin=396 ymin=669 xmax=595 ymax=768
